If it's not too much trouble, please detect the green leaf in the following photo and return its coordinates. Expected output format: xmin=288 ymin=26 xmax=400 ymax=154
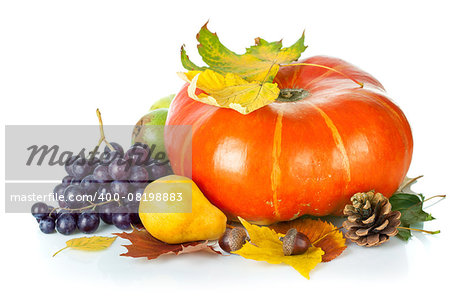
xmin=396 ymin=228 xmax=412 ymax=241
xmin=180 ymin=45 xmax=205 ymax=71
xmin=246 ymin=35 xmax=307 ymax=64
xmin=390 ymin=193 xmax=434 ymax=224
xmin=390 ymin=193 xmax=435 ymax=241
xmin=184 ymin=23 xmax=307 ymax=82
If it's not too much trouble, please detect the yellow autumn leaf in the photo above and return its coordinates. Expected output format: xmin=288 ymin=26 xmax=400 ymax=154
xmin=179 ymin=69 xmax=280 ymax=115
xmin=233 ymin=217 xmax=324 ymax=279
xmin=53 ymin=236 xmax=117 ymax=257
xmin=237 ymin=217 xmax=283 ymax=249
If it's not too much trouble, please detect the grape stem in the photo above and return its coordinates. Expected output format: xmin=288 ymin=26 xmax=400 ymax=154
xmin=96 ymin=109 xmax=115 ymax=152
xmin=49 ymin=198 xmax=121 ymax=217
xmin=88 ymin=109 xmax=115 ymax=161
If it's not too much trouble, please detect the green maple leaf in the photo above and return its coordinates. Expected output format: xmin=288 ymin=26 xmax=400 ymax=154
xmin=181 ymin=23 xmax=307 ymax=83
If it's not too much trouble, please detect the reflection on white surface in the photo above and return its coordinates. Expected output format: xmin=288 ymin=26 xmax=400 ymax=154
xmin=2 ymin=198 xmax=447 ymax=299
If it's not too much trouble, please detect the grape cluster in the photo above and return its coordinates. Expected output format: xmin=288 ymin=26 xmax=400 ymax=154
xmin=32 ymin=142 xmax=173 ymax=234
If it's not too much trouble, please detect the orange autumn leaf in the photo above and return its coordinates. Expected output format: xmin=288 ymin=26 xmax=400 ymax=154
xmin=114 ymin=228 xmax=220 ymax=260
xmin=270 ymin=218 xmax=347 ymax=262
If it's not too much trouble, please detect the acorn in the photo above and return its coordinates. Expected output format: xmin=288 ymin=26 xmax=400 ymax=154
xmin=282 ymin=228 xmax=311 ymax=256
xmin=218 ymin=227 xmax=248 ymax=253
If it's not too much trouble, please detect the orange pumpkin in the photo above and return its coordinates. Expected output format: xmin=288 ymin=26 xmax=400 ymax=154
xmin=165 ymin=56 xmax=413 ymax=224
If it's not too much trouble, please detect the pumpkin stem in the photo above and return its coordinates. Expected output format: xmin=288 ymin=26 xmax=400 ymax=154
xmin=276 ymin=88 xmax=309 ymax=102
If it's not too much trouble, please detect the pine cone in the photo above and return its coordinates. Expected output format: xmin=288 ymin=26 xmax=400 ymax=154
xmin=343 ymin=191 xmax=401 ymax=247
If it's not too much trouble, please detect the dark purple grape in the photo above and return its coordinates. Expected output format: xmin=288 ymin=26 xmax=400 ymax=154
xmin=39 ymin=217 xmax=55 ymax=234
xmin=108 ymin=158 xmax=131 ymax=180
xmin=148 ymin=162 xmax=173 ymax=180
xmin=93 ymin=165 xmax=111 ymax=183
xmin=119 ymin=189 xmax=137 ymax=206
xmin=86 ymin=156 xmax=100 ymax=167
xmin=104 ymin=142 xmax=124 ymax=156
xmin=77 ymin=211 xmax=100 ymax=234
xmin=91 ymin=161 xmax=101 ymax=170
xmin=72 ymin=212 xmax=81 ymax=222
xmin=135 ymin=187 xmax=145 ymax=197
xmin=31 ymin=202 xmax=48 ymax=219
xmin=70 ymin=178 xmax=82 ymax=186
xmin=112 ymin=206 xmax=131 ymax=230
xmin=57 ymin=210 xmax=79 ymax=222
xmin=125 ymin=146 xmax=150 ymax=166
xmin=63 ymin=185 xmax=86 ymax=209
xmin=110 ymin=181 xmax=130 ymax=198
xmin=62 ymin=175 xmax=73 ymax=187
xmin=125 ymin=202 xmax=139 ymax=214
xmin=121 ymin=187 xmax=144 ymax=206
xmin=98 ymin=201 xmax=119 ymax=224
xmin=81 ymin=174 xmax=99 ymax=194
xmin=100 ymin=150 xmax=122 ymax=165
xmin=47 ymin=205 xmax=58 ymax=220
xmin=53 ymin=184 xmax=67 ymax=208
xmin=71 ymin=157 xmax=93 ymax=179
xmin=56 ymin=213 xmax=77 ymax=235
xmin=133 ymin=142 xmax=150 ymax=150
xmin=64 ymin=156 xmax=79 ymax=176
xmin=96 ymin=185 xmax=111 ymax=200
xmin=126 ymin=203 xmax=141 ymax=225
xmin=57 ymin=210 xmax=81 ymax=222
xmin=56 ymin=209 xmax=68 ymax=219
xmin=129 ymin=213 xmax=141 ymax=225
xmin=129 ymin=165 xmax=149 ymax=187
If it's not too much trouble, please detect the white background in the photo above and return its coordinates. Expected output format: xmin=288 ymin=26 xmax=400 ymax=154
xmin=1 ymin=0 xmax=449 ymax=299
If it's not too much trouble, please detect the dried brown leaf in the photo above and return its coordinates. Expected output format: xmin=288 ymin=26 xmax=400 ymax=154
xmin=114 ymin=228 xmax=220 ymax=260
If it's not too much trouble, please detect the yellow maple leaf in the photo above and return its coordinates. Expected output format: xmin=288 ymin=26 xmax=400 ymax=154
xmin=233 ymin=217 xmax=324 ymax=279
xmin=179 ymin=69 xmax=280 ymax=115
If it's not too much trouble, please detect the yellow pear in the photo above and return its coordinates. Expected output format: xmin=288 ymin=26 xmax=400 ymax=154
xmin=139 ymin=175 xmax=227 ymax=244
